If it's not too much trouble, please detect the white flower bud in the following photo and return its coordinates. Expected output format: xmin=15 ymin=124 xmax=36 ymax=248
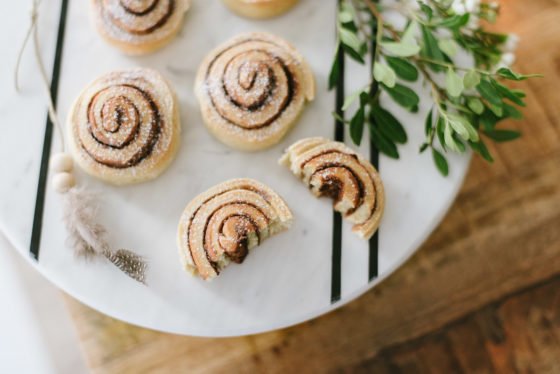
xmin=452 ymin=3 xmax=466 ymax=14
xmin=404 ymin=0 xmax=421 ymax=11
xmin=465 ymin=0 xmax=480 ymax=13
xmin=467 ymin=15 xmax=480 ymax=29
xmin=500 ymin=52 xmax=516 ymax=67
xmin=504 ymin=34 xmax=519 ymax=53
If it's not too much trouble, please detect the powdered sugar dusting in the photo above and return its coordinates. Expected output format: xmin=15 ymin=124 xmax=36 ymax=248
xmin=70 ymin=68 xmax=178 ymax=182
xmin=178 ymin=179 xmax=293 ymax=280
xmin=280 ymin=138 xmax=384 ymax=240
xmin=197 ymin=33 xmax=314 ymax=147
xmin=93 ymin=0 xmax=189 ymax=44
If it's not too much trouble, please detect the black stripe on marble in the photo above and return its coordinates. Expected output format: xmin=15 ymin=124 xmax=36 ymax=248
xmin=368 ymin=16 xmax=380 ymax=281
xmin=30 ymin=0 xmax=69 ymax=260
xmin=331 ymin=3 xmax=345 ymax=304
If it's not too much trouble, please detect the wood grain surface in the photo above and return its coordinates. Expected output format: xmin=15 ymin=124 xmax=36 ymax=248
xmin=64 ymin=1 xmax=560 ymax=372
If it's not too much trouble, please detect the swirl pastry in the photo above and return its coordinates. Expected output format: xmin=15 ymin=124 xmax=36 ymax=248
xmin=177 ymin=179 xmax=293 ymax=280
xmin=280 ymin=137 xmax=385 ymax=240
xmin=67 ymin=68 xmax=181 ymax=185
xmin=195 ymin=32 xmax=315 ymax=151
xmin=91 ymin=0 xmax=190 ymax=55
xmin=222 ymin=0 xmax=299 ymax=19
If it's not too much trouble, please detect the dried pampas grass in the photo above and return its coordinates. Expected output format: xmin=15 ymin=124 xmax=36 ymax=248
xmin=62 ymin=187 xmax=148 ymax=284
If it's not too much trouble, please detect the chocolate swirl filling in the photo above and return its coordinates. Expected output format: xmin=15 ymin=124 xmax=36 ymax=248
xmin=187 ymin=187 xmax=273 ymax=275
xmin=204 ymin=40 xmax=298 ymax=130
xmin=80 ymin=83 xmax=162 ymax=168
xmin=201 ymin=202 xmax=268 ymax=267
xmin=178 ymin=179 xmax=293 ymax=280
xmin=280 ymin=138 xmax=384 ymax=240
xmin=302 ymin=151 xmax=377 ymax=223
xmin=103 ymin=0 xmax=175 ymax=35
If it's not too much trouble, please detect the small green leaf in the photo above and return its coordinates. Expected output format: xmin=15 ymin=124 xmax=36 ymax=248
xmin=342 ymin=43 xmax=365 ymax=64
xmin=449 ymin=114 xmax=479 ymax=141
xmin=421 ymin=25 xmax=445 ymax=71
xmin=373 ymin=62 xmax=396 ymax=88
xmin=493 ymin=81 xmax=526 ymax=106
xmin=424 ymin=108 xmax=433 ymax=136
xmin=438 ymin=39 xmax=459 ymax=57
xmin=436 ymin=116 xmax=446 ymax=150
xmin=339 ymin=28 xmax=362 ymax=54
xmin=483 ymin=129 xmax=522 ymax=142
xmin=444 ymin=119 xmax=462 ymax=152
xmin=496 ymin=67 xmax=543 ymax=81
xmin=419 ymin=4 xmax=433 ymax=19
xmin=437 ymin=13 xmax=470 ymax=28
xmin=385 ymin=56 xmax=419 ymax=82
xmin=369 ymin=124 xmax=399 ymax=159
xmin=452 ymin=133 xmax=467 ymax=152
xmin=402 ymin=21 xmax=418 ymax=44
xmin=328 ymin=43 xmax=341 ymax=90
xmin=468 ymin=98 xmax=484 ymax=114
xmin=488 ymin=103 xmax=504 ymax=117
xmin=380 ymin=41 xmax=421 ymax=57
xmin=383 ymin=83 xmax=420 ymax=109
xmin=349 ymin=107 xmax=365 ymax=145
xmin=447 ymin=115 xmax=469 ymax=140
xmin=432 ymin=149 xmax=449 ymax=176
xmin=419 ymin=143 xmax=429 ymax=153
xmin=503 ymin=103 xmax=523 ymax=119
xmin=342 ymin=88 xmax=365 ymax=111
xmin=331 ymin=111 xmax=346 ymax=124
xmin=338 ymin=9 xmax=353 ymax=23
xmin=469 ymin=140 xmax=494 ymax=162
xmin=477 ymin=79 xmax=503 ymax=107
xmin=511 ymin=89 xmax=526 ymax=98
xmin=339 ymin=2 xmax=355 ymax=18
xmin=446 ymin=68 xmax=464 ymax=97
xmin=479 ymin=109 xmax=500 ymax=131
xmin=463 ymin=70 xmax=481 ymax=89
xmin=370 ymin=105 xmax=407 ymax=144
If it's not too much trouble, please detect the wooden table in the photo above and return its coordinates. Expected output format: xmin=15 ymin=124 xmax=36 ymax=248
xmin=64 ymin=1 xmax=560 ymax=372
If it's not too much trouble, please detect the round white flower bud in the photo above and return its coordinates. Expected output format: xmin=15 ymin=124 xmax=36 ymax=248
xmin=501 ymin=52 xmax=516 ymax=67
xmin=452 ymin=3 xmax=466 ymax=14
xmin=465 ymin=0 xmax=480 ymax=13
xmin=504 ymin=34 xmax=520 ymax=53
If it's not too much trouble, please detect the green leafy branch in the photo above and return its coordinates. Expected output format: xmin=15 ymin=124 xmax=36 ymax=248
xmin=329 ymin=0 xmax=542 ymax=176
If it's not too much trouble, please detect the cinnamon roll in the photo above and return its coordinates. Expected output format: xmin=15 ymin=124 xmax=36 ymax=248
xmin=222 ymin=0 xmax=299 ymax=19
xmin=67 ymin=68 xmax=181 ymax=185
xmin=177 ymin=179 xmax=293 ymax=280
xmin=91 ymin=0 xmax=190 ymax=55
xmin=280 ymin=138 xmax=385 ymax=240
xmin=195 ymin=32 xmax=315 ymax=151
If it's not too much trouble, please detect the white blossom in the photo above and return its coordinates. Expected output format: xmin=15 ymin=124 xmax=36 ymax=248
xmin=452 ymin=0 xmax=480 ymax=15
xmin=452 ymin=3 xmax=466 ymax=14
xmin=503 ymin=34 xmax=519 ymax=53
xmin=467 ymin=15 xmax=480 ymax=29
xmin=397 ymin=0 xmax=482 ymax=29
xmin=500 ymin=52 xmax=516 ymax=67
